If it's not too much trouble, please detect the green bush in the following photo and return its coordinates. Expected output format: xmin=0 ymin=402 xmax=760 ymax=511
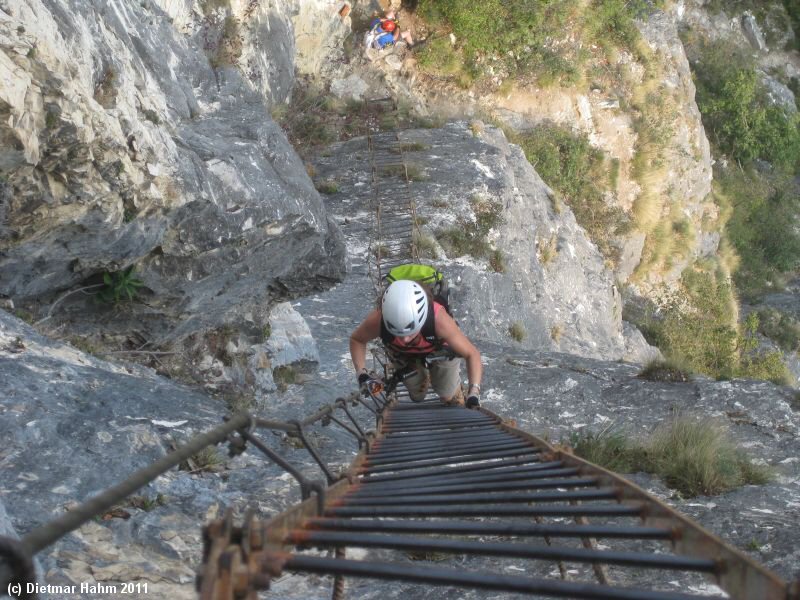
xmin=693 ymin=41 xmax=800 ymax=170
xmin=417 ymin=0 xmax=575 ymax=83
xmin=737 ymin=312 xmax=792 ymax=385
xmin=315 ymin=180 xmax=339 ymax=194
xmin=719 ymin=167 xmax=800 ymax=300
xmin=636 ymin=269 xmax=737 ymax=378
xmin=514 ymin=124 xmax=629 ymax=262
xmin=588 ymin=0 xmax=653 ymax=49
xmin=418 ymin=0 xmax=653 ymax=83
xmin=634 ymin=266 xmax=791 ymax=383
xmin=98 ymin=266 xmax=143 ymax=304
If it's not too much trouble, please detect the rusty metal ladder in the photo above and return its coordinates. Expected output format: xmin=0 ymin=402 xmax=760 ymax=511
xmin=198 ymin=384 xmax=796 ymax=599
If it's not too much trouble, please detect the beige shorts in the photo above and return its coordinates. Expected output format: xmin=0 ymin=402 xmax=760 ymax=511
xmin=394 ymin=356 xmax=462 ymax=402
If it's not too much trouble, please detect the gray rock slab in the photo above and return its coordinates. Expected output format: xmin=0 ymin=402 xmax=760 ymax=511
xmin=311 ymin=122 xmax=646 ymax=362
xmin=0 ymin=0 xmax=346 ymax=342
xmin=742 ymin=12 xmax=769 ymax=51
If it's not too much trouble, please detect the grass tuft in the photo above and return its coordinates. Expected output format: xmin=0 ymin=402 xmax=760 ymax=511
xmin=273 ymin=365 xmax=297 ymax=391
xmin=648 ymin=418 xmax=772 ymax=496
xmin=508 ymin=322 xmax=526 ymax=342
xmin=539 ymin=234 xmax=558 ymax=265
xmin=570 ymin=417 xmax=772 ymax=497
xmin=488 ymin=248 xmax=505 ymax=273
xmin=315 ymin=180 xmax=339 ymax=194
xmin=413 ymin=231 xmax=439 ymax=259
xmin=638 ymin=358 xmax=692 ymax=383
xmin=569 ymin=427 xmax=645 ymax=473
xmin=435 ymin=196 xmax=503 ymax=265
xmin=182 ymin=446 xmax=224 ymax=473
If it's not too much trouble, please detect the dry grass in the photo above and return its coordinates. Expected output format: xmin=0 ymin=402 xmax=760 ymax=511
xmin=273 ymin=365 xmax=297 ymax=392
xmin=508 ymin=322 xmax=526 ymax=342
xmin=638 ymin=358 xmax=692 ymax=382
xmin=539 ymin=234 xmax=558 ymax=265
xmin=648 ymin=418 xmax=771 ymax=496
xmin=182 ymin=446 xmax=224 ymax=473
xmin=570 ymin=417 xmax=772 ymax=497
xmin=488 ymin=249 xmax=505 ymax=273
xmin=413 ymin=232 xmax=439 ymax=259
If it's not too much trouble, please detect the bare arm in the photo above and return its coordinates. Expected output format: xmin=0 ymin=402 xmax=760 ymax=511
xmin=435 ymin=311 xmax=482 ymax=389
xmin=349 ymin=310 xmax=383 ymax=374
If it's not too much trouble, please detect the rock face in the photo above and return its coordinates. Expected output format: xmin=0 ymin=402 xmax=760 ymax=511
xmin=0 ymin=309 xmax=360 ymax=598
xmin=0 ymin=0 xmax=346 ymax=341
xmin=312 ymin=122 xmax=653 ymax=362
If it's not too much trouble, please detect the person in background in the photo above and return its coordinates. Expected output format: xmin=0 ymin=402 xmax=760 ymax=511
xmin=383 ymin=10 xmax=414 ymax=46
xmin=366 ymin=9 xmax=414 ymax=50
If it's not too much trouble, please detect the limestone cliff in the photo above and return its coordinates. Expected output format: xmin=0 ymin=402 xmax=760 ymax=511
xmin=0 ymin=0 xmax=346 ymax=343
xmin=312 ymin=121 xmax=656 ymax=362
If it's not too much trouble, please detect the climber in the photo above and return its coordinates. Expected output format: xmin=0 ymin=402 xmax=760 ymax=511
xmin=364 ymin=9 xmax=414 ymax=51
xmin=349 ymin=280 xmax=482 ymax=408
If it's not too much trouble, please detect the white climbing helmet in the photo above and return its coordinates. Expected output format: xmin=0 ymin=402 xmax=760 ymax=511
xmin=382 ymin=280 xmax=429 ymax=337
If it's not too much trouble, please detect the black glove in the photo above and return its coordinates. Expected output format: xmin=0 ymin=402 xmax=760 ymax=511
xmin=466 ymin=395 xmax=480 ymax=409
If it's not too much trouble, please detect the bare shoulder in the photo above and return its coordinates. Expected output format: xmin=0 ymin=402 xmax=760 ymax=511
xmin=352 ymin=309 xmax=383 ymax=342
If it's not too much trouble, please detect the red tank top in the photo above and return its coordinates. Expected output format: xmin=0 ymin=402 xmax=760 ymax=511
xmin=384 ymin=302 xmax=444 ymax=357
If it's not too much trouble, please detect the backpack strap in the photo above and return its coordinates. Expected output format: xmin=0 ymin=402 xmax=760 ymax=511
xmin=420 ymin=303 xmax=436 ymax=341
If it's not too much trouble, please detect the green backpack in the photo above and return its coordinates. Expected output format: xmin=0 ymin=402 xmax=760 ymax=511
xmin=384 ymin=264 xmax=451 ymax=314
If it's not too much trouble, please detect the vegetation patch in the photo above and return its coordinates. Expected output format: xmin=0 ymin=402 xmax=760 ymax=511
xmin=508 ymin=322 xmax=526 ymax=342
xmin=570 ymin=418 xmax=771 ymax=497
xmin=272 ymin=81 xmax=407 ymax=157
xmin=398 ymin=142 xmax=430 ymax=153
xmin=372 ymin=244 xmax=392 ymax=261
xmin=632 ymin=267 xmax=788 ymax=383
xmin=273 ymin=365 xmax=297 ymax=391
xmin=413 ymin=231 xmax=439 ymax=259
xmin=182 ymin=446 xmax=224 ymax=473
xmin=94 ymin=67 xmax=117 ymax=107
xmin=646 ymin=418 xmax=772 ymax=496
xmin=223 ymin=389 xmax=256 ymax=413
xmin=142 ymin=109 xmax=160 ymax=125
xmin=488 ymin=248 xmax=505 ymax=273
xmin=755 ymin=308 xmax=800 ymax=353
xmin=638 ymin=358 xmax=692 ymax=382
xmin=717 ymin=166 xmax=800 ymax=301
xmin=691 ymin=40 xmax=800 ymax=171
xmin=569 ymin=427 xmax=646 ymax=473
xmin=127 ymin=493 xmax=167 ymax=511
xmin=416 ymin=0 xmax=659 ymax=89
xmin=435 ymin=196 xmax=503 ymax=264
xmin=97 ymin=266 xmax=143 ymax=305
xmin=539 ymin=234 xmax=558 ymax=265
xmin=315 ymin=180 xmax=339 ymax=194
xmin=514 ymin=124 xmax=629 ymax=263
